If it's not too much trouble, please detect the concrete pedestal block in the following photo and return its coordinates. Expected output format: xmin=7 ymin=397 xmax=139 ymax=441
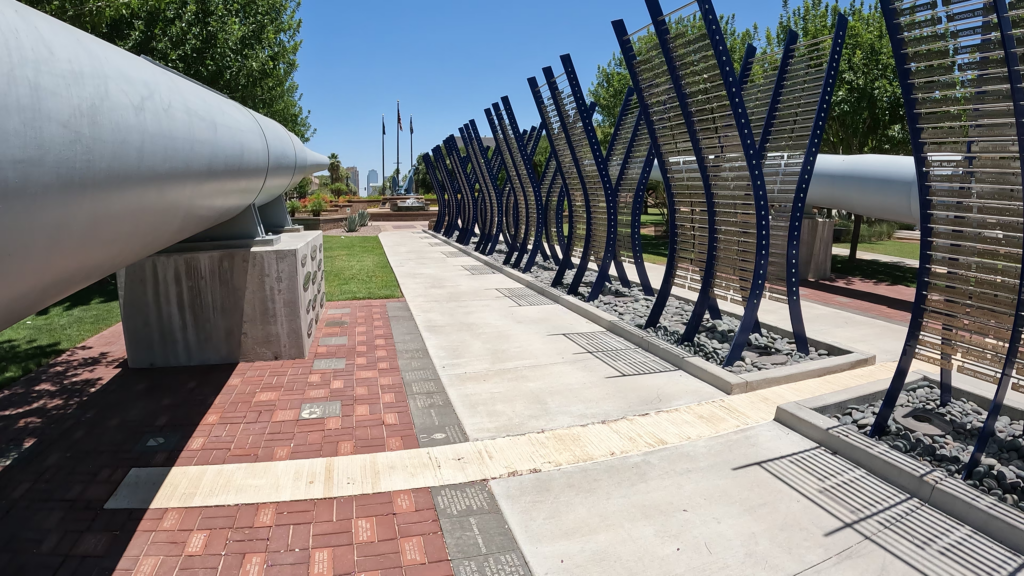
xmin=118 ymin=231 xmax=325 ymax=368
xmin=798 ymin=217 xmax=834 ymax=281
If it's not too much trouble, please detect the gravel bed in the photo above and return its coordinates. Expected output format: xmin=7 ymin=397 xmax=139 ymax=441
xmin=489 ymin=247 xmax=829 ymax=372
xmin=828 ymin=381 xmax=1024 ymax=512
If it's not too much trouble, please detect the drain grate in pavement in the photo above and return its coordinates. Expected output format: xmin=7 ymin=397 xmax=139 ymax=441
xmin=563 ymin=331 xmax=635 ymax=353
xmin=429 ymin=242 xmax=447 ymax=247
xmin=442 ymin=251 xmax=466 ymax=258
xmin=462 ymin=265 xmax=496 ymax=275
xmin=497 ymin=287 xmax=553 ymax=307
xmin=592 ymin=348 xmax=677 ymax=376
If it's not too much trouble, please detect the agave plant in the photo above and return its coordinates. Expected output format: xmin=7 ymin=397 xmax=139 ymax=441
xmin=357 ymin=209 xmax=370 ymax=227
xmin=345 ymin=213 xmax=359 ymax=233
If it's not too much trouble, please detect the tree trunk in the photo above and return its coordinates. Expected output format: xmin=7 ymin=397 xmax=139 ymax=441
xmin=849 ymin=214 xmax=863 ymax=261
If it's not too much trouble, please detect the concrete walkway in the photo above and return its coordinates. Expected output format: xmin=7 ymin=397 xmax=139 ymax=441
xmin=378 ymin=232 xmax=723 ymax=440
xmin=375 ymin=231 xmax=1020 ymax=576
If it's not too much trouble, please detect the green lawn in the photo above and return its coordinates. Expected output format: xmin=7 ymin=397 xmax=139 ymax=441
xmin=323 ymin=236 xmax=402 ymax=301
xmin=639 ymin=213 xmax=666 ymax=226
xmin=835 ymin=240 xmax=920 ymax=260
xmin=0 ymin=275 xmax=122 ymax=389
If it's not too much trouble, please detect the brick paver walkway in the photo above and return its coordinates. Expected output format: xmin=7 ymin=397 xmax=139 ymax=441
xmin=176 ymin=300 xmax=417 ymax=467
xmin=800 ymin=276 xmax=914 ymax=324
xmin=119 ymin=490 xmax=451 ymax=576
xmin=0 ymin=299 xmax=454 ymax=576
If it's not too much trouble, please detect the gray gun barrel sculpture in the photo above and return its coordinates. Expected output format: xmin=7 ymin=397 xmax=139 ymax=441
xmin=0 ymin=0 xmax=329 ymax=332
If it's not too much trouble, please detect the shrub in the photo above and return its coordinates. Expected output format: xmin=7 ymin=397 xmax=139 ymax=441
xmin=286 ymin=199 xmax=301 ymax=217
xmin=308 ymin=197 xmax=327 ymax=217
xmin=345 ymin=213 xmax=359 ymax=232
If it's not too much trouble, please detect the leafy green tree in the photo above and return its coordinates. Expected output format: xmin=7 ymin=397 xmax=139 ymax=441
xmin=327 ymin=153 xmax=342 ymax=184
xmin=24 ymin=0 xmax=315 ymax=142
xmin=588 ymin=13 xmax=756 ymax=132
xmin=289 ymin=176 xmax=311 ymax=200
xmin=763 ymin=0 xmax=907 ymax=155
xmin=413 ymin=154 xmax=434 ymax=196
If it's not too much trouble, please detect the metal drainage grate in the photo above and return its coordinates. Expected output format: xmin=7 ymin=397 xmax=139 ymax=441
xmin=497 ymin=287 xmax=553 ymax=307
xmin=462 ymin=265 xmax=496 ymax=275
xmin=429 ymin=242 xmax=447 ymax=247
xmin=592 ymin=349 xmax=677 ymax=377
xmin=442 ymin=251 xmax=467 ymax=258
xmin=563 ymin=331 xmax=635 ymax=353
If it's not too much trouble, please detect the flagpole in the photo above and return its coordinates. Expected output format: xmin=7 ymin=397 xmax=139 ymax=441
xmin=410 ymin=115 xmax=415 ymax=195
xmin=396 ymin=100 xmax=400 ymax=191
xmin=381 ymin=114 xmax=385 ymax=197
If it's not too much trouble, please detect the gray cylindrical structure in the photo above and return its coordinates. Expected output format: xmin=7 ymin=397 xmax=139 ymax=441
xmin=0 ymin=0 xmax=328 ymax=332
xmin=651 ymin=153 xmax=920 ymax=225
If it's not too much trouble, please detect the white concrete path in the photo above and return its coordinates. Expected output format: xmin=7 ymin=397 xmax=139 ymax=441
xmin=379 ymin=231 xmax=724 ymax=440
xmin=492 ymin=422 xmax=1023 ymax=575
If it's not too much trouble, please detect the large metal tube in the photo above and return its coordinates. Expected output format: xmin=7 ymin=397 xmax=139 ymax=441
xmin=651 ymin=153 xmax=919 ymax=225
xmin=0 ymin=0 xmax=329 ymax=331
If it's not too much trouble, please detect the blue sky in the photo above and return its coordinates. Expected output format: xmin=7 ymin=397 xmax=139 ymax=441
xmin=296 ymin=0 xmax=787 ymax=191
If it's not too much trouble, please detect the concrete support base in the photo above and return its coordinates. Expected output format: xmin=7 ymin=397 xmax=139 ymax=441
xmin=799 ymin=216 xmax=834 ymax=280
xmin=118 ymin=231 xmax=324 ymax=368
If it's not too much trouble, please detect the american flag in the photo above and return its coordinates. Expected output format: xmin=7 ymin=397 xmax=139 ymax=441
xmin=397 ymin=100 xmax=403 ymax=131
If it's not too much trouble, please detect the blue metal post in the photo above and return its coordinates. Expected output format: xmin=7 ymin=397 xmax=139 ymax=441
xmin=560 ymin=54 xmax=620 ymax=302
xmin=501 ymin=96 xmax=546 ymax=273
xmin=640 ymin=0 xmax=718 ymax=340
xmin=868 ymin=0 xmax=942 ymax=438
xmin=422 ymin=152 xmax=446 ymax=234
xmin=612 ymin=17 xmax=682 ymax=327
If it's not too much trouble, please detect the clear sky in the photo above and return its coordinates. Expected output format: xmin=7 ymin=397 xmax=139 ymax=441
xmin=295 ymin=0 xmax=787 ymax=191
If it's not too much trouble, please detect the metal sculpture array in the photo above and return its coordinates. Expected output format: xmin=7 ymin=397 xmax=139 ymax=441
xmin=426 ymin=0 xmax=845 ymax=367
xmin=868 ymin=0 xmax=1024 ymax=479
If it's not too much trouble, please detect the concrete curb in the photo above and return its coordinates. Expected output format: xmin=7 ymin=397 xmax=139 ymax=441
xmin=775 ymin=372 xmax=1024 ymax=555
xmin=428 ymin=232 xmax=875 ymax=394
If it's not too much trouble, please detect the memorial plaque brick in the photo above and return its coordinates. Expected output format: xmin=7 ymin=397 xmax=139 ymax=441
xmin=431 ymin=483 xmax=500 ymax=519
xmin=319 ymin=337 xmax=347 ymax=345
xmin=325 ymin=320 xmax=348 ymax=327
xmin=452 ymin=551 xmax=533 ymax=576
xmin=440 ymin=514 xmax=518 ymax=559
xmin=299 ymin=401 xmax=342 ymax=420
xmin=312 ymin=358 xmax=345 ymax=370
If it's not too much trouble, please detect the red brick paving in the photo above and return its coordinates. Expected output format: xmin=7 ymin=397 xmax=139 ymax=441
xmin=175 ymin=300 xmax=418 ymax=467
xmin=114 ymin=490 xmax=452 ymax=576
xmin=0 ymin=298 xmax=454 ymax=575
xmin=800 ymin=276 xmax=914 ymax=324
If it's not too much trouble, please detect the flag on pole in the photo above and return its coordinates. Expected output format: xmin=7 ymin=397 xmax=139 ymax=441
xmin=410 ymin=116 xmax=413 ymax=135
xmin=397 ymin=100 xmax=403 ymax=131
xmin=382 ymin=114 xmax=385 ymax=135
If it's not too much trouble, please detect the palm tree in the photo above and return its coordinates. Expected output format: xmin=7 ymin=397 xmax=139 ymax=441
xmin=327 ymin=153 xmax=342 ymax=185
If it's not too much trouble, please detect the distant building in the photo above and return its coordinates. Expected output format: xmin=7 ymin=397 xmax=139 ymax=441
xmin=345 ymin=166 xmax=359 ymax=194
xmin=366 ymin=169 xmax=379 ymax=197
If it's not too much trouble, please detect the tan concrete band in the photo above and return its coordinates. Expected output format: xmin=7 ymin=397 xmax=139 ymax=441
xmin=106 ymin=362 xmax=909 ymax=509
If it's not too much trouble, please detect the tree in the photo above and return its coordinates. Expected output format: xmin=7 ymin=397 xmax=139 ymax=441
xmin=327 ymin=153 xmax=342 ymax=184
xmin=413 ymin=154 xmax=434 ymax=196
xmin=24 ymin=0 xmax=315 ymax=142
xmin=763 ymin=0 xmax=907 ymax=155
xmin=289 ymin=176 xmax=311 ymax=200
xmin=587 ymin=13 xmax=756 ymax=132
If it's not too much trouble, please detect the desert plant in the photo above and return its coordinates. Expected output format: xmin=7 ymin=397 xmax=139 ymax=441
xmin=345 ymin=213 xmax=359 ymax=233
xmin=286 ymin=199 xmax=301 ymax=217
xmin=357 ymin=209 xmax=369 ymax=227
xmin=308 ymin=196 xmax=327 ymax=217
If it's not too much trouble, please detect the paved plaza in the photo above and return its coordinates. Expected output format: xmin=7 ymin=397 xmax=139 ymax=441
xmin=0 ymin=229 xmax=1019 ymax=575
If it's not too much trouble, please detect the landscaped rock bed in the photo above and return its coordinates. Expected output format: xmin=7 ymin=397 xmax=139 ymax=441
xmin=489 ymin=247 xmax=830 ymax=372
xmin=828 ymin=380 xmax=1024 ymax=512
